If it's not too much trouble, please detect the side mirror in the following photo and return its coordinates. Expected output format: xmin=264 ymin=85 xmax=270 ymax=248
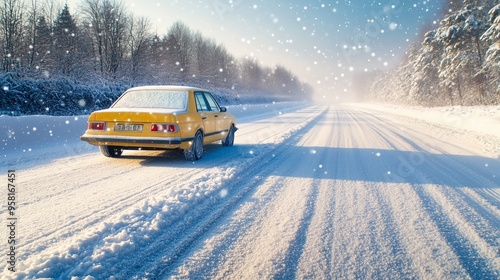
xmin=220 ymin=107 xmax=227 ymax=112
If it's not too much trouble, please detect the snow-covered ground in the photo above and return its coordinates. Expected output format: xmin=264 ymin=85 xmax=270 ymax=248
xmin=1 ymin=102 xmax=499 ymax=279
xmin=354 ymin=103 xmax=500 ymax=138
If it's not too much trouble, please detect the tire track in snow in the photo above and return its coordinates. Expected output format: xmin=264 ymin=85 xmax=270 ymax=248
xmin=107 ymin=107 xmax=329 ymax=279
xmin=16 ymin=156 xmax=206 ymax=260
xmin=169 ymin=176 xmax=287 ymax=279
xmin=290 ymin=109 xmax=342 ymax=279
xmin=329 ymin=106 xmax=499 ymax=279
xmin=294 ymin=180 xmax=336 ymax=279
xmin=349 ymin=106 xmax=500 ymax=247
xmin=409 ymin=158 xmax=500 ymax=278
xmin=288 ymin=105 xmax=412 ymax=278
xmin=377 ymin=117 xmax=500 ymax=263
xmin=169 ymin=108 xmax=335 ymax=279
xmin=289 ymin=107 xmax=405 ymax=278
xmin=358 ymin=107 xmax=500 ymax=279
xmin=141 ymin=106 xmax=497 ymax=278
xmin=413 ymin=183 xmax=500 ymax=279
xmin=338 ymin=107 xmax=430 ymax=278
xmin=325 ymin=109 xmax=406 ymax=279
xmin=379 ymin=181 xmax=468 ymax=278
xmin=273 ymin=176 xmax=320 ymax=279
xmin=207 ymin=178 xmax=314 ymax=279
xmin=355 ymin=105 xmax=500 ymax=207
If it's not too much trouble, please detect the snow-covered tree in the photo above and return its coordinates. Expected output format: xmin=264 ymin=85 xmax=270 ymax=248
xmin=0 ymin=3 xmax=314 ymax=116
xmin=411 ymin=32 xmax=448 ymax=105
xmin=81 ymin=0 xmax=129 ymax=78
xmin=31 ymin=15 xmax=52 ymax=70
xmin=53 ymin=4 xmax=80 ymax=77
xmin=164 ymin=21 xmax=193 ymax=81
xmin=1 ymin=0 xmax=25 ymax=71
xmin=146 ymin=34 xmax=168 ymax=83
xmin=240 ymin=58 xmax=264 ymax=89
xmin=191 ymin=32 xmax=213 ymax=81
xmin=481 ymin=4 xmax=500 ymax=102
xmin=437 ymin=4 xmax=490 ymax=104
xmin=369 ymin=0 xmax=499 ymax=106
xmin=127 ymin=15 xmax=152 ymax=83
xmin=208 ymin=44 xmax=237 ymax=86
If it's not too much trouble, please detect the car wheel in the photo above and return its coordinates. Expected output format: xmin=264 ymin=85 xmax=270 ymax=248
xmin=222 ymin=125 xmax=235 ymax=147
xmin=100 ymin=146 xmax=123 ymax=157
xmin=184 ymin=130 xmax=204 ymax=161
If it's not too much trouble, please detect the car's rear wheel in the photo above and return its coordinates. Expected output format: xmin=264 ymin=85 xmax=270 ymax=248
xmin=222 ymin=125 xmax=235 ymax=147
xmin=184 ymin=130 xmax=204 ymax=161
xmin=100 ymin=146 xmax=123 ymax=157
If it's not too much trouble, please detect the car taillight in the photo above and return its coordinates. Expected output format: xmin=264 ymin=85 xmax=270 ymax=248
xmin=89 ymin=122 xmax=105 ymax=130
xmin=151 ymin=124 xmax=178 ymax=133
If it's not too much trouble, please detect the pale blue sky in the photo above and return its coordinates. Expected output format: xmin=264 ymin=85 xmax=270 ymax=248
xmin=69 ymin=0 xmax=446 ymax=100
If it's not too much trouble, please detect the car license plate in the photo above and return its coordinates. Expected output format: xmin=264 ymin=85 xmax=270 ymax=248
xmin=115 ymin=124 xmax=143 ymax=132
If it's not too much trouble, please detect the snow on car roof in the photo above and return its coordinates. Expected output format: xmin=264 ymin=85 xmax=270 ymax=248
xmin=127 ymin=85 xmax=207 ymax=92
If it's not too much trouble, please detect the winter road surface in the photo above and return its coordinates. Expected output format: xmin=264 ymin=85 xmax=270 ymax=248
xmin=3 ymin=104 xmax=500 ymax=279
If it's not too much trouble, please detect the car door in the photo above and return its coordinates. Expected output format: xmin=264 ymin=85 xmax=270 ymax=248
xmin=203 ymin=92 xmax=230 ymax=140
xmin=194 ymin=91 xmax=217 ymax=142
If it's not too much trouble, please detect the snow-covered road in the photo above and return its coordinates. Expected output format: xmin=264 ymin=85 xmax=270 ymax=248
xmin=2 ymin=104 xmax=500 ymax=279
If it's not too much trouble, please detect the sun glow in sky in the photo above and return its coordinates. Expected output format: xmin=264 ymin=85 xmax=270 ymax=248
xmin=70 ymin=0 xmax=446 ymax=100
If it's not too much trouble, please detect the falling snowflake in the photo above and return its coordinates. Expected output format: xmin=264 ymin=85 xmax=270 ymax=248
xmin=219 ymin=189 xmax=228 ymax=198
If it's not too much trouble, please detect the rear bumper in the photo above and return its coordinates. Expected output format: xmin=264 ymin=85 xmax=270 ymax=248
xmin=81 ymin=134 xmax=183 ymax=146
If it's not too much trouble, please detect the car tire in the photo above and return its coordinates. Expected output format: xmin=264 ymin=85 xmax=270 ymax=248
xmin=222 ymin=125 xmax=235 ymax=147
xmin=184 ymin=130 xmax=204 ymax=161
xmin=100 ymin=146 xmax=123 ymax=157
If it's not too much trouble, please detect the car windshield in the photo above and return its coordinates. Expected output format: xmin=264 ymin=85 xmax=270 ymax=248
xmin=112 ymin=90 xmax=188 ymax=110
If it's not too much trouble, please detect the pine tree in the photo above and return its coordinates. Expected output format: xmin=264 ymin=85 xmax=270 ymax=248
xmin=53 ymin=4 xmax=79 ymax=76
xmin=33 ymin=15 xmax=52 ymax=72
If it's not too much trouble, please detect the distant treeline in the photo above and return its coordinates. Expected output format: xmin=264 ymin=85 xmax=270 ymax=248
xmin=356 ymin=1 xmax=500 ymax=106
xmin=0 ymin=0 xmax=313 ymax=115
xmin=0 ymin=72 xmax=295 ymax=116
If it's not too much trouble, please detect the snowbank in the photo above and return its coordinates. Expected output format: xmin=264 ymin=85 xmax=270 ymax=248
xmin=0 ymin=115 xmax=93 ymax=168
xmin=351 ymin=103 xmax=500 ymax=138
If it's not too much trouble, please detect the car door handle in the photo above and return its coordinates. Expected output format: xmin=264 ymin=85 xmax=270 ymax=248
xmin=214 ymin=115 xmax=219 ymax=118
xmin=202 ymin=116 xmax=207 ymax=120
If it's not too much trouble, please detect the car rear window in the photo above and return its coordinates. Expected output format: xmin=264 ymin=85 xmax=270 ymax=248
xmin=112 ymin=90 xmax=188 ymax=109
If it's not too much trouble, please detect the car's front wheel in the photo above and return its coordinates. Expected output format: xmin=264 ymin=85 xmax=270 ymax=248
xmin=100 ymin=146 xmax=123 ymax=157
xmin=184 ymin=130 xmax=204 ymax=161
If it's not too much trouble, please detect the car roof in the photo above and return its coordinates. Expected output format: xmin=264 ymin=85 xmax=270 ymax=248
xmin=127 ymin=85 xmax=208 ymax=92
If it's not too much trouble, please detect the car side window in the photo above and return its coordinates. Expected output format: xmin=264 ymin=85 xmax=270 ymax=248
xmin=195 ymin=92 xmax=209 ymax=112
xmin=204 ymin=92 xmax=221 ymax=112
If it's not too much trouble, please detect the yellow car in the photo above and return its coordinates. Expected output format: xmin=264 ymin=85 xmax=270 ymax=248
xmin=80 ymin=86 xmax=237 ymax=160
